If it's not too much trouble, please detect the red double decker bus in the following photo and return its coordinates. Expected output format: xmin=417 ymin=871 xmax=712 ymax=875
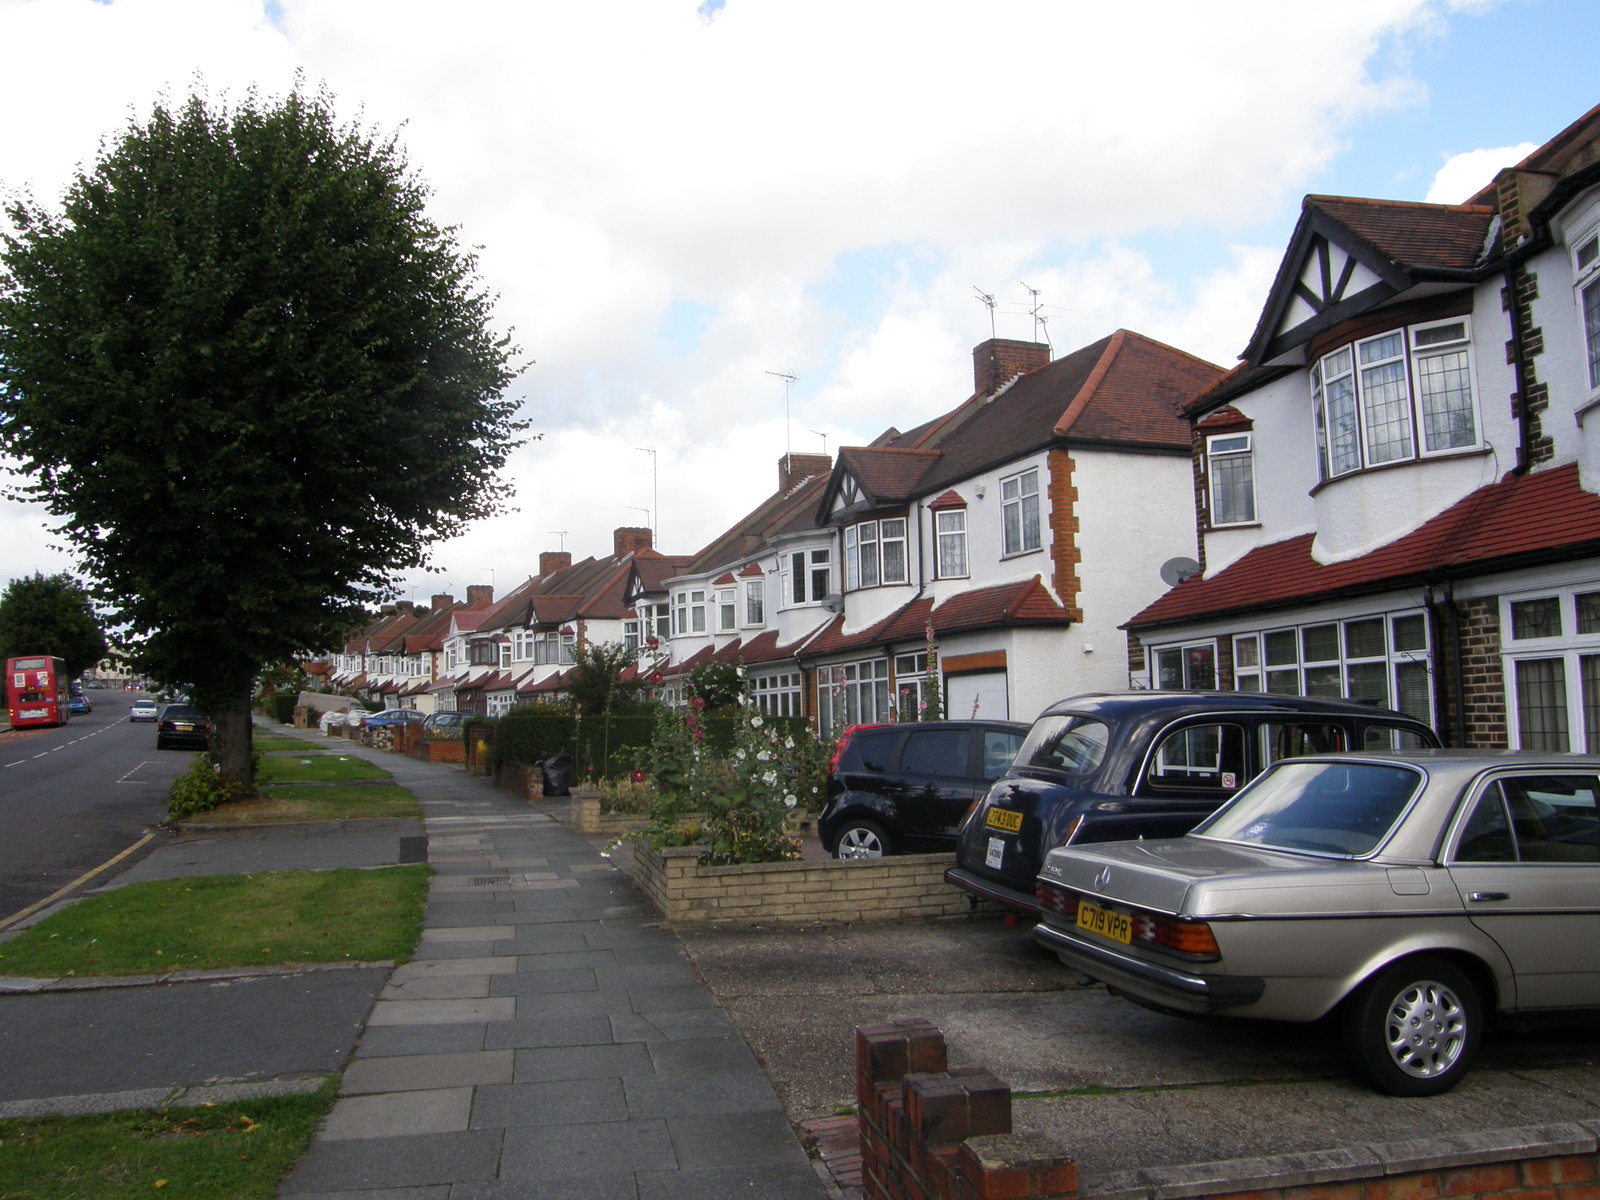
xmin=6 ymin=656 xmax=71 ymax=728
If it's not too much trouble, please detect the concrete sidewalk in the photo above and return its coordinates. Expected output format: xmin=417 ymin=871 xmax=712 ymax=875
xmin=274 ymin=731 xmax=834 ymax=1199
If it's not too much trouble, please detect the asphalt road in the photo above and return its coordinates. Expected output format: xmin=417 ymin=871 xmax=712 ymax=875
xmin=0 ymin=689 xmax=189 ymax=924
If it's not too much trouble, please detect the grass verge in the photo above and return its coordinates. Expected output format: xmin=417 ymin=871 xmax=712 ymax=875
xmin=251 ymin=734 xmax=316 ymax=752
xmin=255 ymin=754 xmax=389 ymax=784
xmin=0 ymin=866 xmax=430 ymax=978
xmin=198 ymin=784 xmax=418 ymax=824
xmin=0 ymin=1080 xmax=337 ymax=1200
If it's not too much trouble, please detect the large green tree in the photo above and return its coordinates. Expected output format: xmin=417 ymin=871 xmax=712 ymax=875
xmin=0 ymin=86 xmax=523 ymax=781
xmin=0 ymin=572 xmax=109 ymax=678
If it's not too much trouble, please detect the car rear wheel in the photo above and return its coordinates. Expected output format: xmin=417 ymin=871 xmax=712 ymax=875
xmin=834 ymin=820 xmax=892 ymax=859
xmin=1342 ymin=955 xmax=1481 ymax=1096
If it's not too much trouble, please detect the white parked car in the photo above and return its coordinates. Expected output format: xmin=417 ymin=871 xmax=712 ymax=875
xmin=129 ymin=699 xmax=159 ymax=722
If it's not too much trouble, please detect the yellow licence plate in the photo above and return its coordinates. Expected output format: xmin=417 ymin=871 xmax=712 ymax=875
xmin=1076 ymin=899 xmax=1132 ymax=945
xmin=985 ymin=808 xmax=1023 ymax=833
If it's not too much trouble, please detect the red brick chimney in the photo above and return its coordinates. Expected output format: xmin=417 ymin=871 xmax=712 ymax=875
xmin=779 ymin=452 xmax=832 ymax=492
xmin=394 ymin=600 xmax=415 ymax=616
xmin=466 ymin=584 xmax=494 ymax=608
xmin=431 ymin=593 xmax=454 ymax=611
xmin=539 ymin=551 xmax=572 ymax=576
xmin=613 ymin=527 xmax=653 ymax=557
xmin=973 ymin=338 xmax=1050 ymax=397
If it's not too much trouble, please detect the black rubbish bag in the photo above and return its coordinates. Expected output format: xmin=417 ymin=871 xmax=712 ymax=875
xmin=539 ymin=752 xmax=573 ymax=797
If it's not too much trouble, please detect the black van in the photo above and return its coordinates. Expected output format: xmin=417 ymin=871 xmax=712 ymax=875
xmin=945 ymin=691 xmax=1440 ymax=914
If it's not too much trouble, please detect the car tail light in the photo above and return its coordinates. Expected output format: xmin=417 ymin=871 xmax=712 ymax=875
xmin=826 ymin=724 xmax=886 ymax=776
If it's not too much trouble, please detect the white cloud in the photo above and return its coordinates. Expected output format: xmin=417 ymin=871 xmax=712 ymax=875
xmin=0 ymin=0 xmax=1515 ymax=604
xmin=1425 ymin=142 xmax=1539 ymax=203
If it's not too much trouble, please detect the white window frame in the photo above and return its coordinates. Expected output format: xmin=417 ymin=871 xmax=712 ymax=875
xmin=1205 ymin=432 xmax=1256 ymax=526
xmin=935 ymin=509 xmax=968 ymax=579
xmin=716 ymin=587 xmax=737 ymax=633
xmin=816 ymin=658 xmax=891 ymax=736
xmin=750 ymin=669 xmax=800 ymax=716
xmin=1312 ymin=318 xmax=1480 ymax=480
xmin=1572 ymin=224 xmax=1600 ymax=392
xmin=1153 ymin=641 xmax=1217 ymax=690
xmin=1226 ymin=610 xmax=1433 ymax=730
xmin=1000 ymin=468 xmax=1042 ymax=557
xmin=672 ymin=588 xmax=707 ymax=635
xmin=786 ymin=548 xmax=833 ymax=606
xmin=1501 ymin=583 xmax=1600 ymax=752
xmin=744 ymin=579 xmax=764 ymax=627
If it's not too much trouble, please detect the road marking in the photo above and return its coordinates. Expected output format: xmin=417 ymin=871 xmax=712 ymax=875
xmin=0 ymin=832 xmax=158 ymax=932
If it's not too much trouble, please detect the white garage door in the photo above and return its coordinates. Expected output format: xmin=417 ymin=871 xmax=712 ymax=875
xmin=945 ymin=672 xmax=1009 ymax=721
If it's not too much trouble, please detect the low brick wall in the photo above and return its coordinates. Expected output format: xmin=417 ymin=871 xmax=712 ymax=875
xmin=411 ymin=738 xmax=466 ymax=765
xmin=634 ymin=846 xmax=969 ymax=925
xmin=856 ymin=1018 xmax=1600 ymax=1200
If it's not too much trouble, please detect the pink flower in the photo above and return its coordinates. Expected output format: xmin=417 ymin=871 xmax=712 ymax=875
xmin=649 ymin=672 xmax=663 ymax=685
xmin=646 ymin=637 xmax=660 ymax=649
xmin=690 ymin=696 xmax=706 ymax=710
xmin=630 ymin=768 xmax=646 ymax=784
xmin=693 ymin=727 xmax=703 ymax=741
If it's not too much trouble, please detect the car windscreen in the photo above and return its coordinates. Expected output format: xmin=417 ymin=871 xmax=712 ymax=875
xmin=1015 ymin=715 xmax=1110 ymax=779
xmin=1193 ymin=759 xmax=1423 ymax=857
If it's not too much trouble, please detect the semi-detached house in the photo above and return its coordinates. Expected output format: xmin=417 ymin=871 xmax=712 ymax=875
xmin=653 ymin=334 xmax=1224 ymax=735
xmin=1128 ymin=103 xmax=1600 ymax=751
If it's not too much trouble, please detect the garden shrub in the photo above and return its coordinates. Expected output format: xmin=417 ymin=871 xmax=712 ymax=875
xmin=165 ymin=755 xmax=256 ymax=821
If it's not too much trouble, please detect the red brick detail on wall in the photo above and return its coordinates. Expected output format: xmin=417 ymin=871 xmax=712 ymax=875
xmin=1047 ymin=449 xmax=1084 ymax=621
xmin=1452 ymin=596 xmax=1508 ymax=749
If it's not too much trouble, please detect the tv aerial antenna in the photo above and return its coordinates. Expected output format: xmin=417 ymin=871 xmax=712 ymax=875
xmin=766 ymin=370 xmax=798 ymax=469
xmin=807 ymin=427 xmax=829 ymax=457
xmin=972 ymin=287 xmax=996 ymax=339
xmin=1021 ymin=281 xmax=1052 ymax=348
xmin=634 ymin=447 xmax=658 ymax=544
xmin=548 ymin=530 xmax=567 ymax=551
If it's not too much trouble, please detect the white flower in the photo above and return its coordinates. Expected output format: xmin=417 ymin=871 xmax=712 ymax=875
xmin=735 ymin=748 xmax=747 ymax=760
xmin=784 ymin=736 xmax=794 ymax=749
xmin=757 ymin=750 xmax=772 ymax=762
xmin=762 ymin=770 xmax=778 ymax=785
xmin=784 ymin=793 xmax=798 ymax=808
xmin=751 ymin=715 xmax=764 ymax=728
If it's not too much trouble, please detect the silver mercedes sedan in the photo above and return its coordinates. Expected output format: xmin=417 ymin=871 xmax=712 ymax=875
xmin=1033 ymin=751 xmax=1600 ymax=1096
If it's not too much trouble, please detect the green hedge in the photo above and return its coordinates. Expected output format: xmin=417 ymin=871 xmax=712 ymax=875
xmin=262 ymin=692 xmax=297 ymax=724
xmin=483 ymin=707 xmax=814 ymax=780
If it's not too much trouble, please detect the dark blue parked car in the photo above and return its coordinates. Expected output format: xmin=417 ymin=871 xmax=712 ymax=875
xmin=945 ymin=691 xmax=1440 ymax=916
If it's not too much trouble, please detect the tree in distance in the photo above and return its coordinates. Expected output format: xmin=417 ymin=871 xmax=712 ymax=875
xmin=0 ymin=572 xmax=108 ymax=679
xmin=0 ymin=85 xmax=525 ymax=783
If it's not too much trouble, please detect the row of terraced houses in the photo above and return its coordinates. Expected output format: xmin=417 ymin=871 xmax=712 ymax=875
xmin=328 ymin=104 xmax=1600 ymax=752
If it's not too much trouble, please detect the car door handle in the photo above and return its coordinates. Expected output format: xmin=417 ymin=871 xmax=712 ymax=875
xmin=1468 ymin=891 xmax=1509 ymax=902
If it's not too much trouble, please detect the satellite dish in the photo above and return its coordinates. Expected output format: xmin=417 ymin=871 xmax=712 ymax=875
xmin=1160 ymin=557 xmax=1201 ymax=587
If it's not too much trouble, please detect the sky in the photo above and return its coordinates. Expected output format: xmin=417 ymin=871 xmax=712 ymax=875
xmin=2 ymin=0 xmax=1598 ymax=610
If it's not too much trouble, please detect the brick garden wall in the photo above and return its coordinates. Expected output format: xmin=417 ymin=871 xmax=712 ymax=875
xmin=856 ymin=1019 xmax=1600 ymax=1200
xmin=635 ymin=846 xmax=970 ymax=925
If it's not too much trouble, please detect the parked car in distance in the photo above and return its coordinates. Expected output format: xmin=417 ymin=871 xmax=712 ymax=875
xmin=129 ymin=698 xmax=159 ymax=722
xmin=67 ymin=694 xmax=91 ymax=715
xmin=1033 ymin=750 xmax=1600 ymax=1096
xmin=820 ymin=720 xmax=1028 ymax=858
xmin=422 ymin=710 xmax=468 ymax=737
xmin=947 ymin=691 xmax=1440 ymax=915
xmin=364 ymin=708 xmax=426 ymax=727
xmin=155 ymin=703 xmax=212 ymax=750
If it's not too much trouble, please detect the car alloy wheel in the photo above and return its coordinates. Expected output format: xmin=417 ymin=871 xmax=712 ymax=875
xmin=1343 ymin=955 xmax=1481 ymax=1096
xmin=834 ymin=821 xmax=891 ymax=859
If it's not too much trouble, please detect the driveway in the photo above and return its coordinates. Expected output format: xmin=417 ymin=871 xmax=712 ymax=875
xmin=675 ymin=912 xmax=1600 ymax=1186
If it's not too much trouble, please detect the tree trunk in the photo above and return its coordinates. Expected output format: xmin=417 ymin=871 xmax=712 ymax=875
xmin=212 ymin=685 xmax=256 ymax=787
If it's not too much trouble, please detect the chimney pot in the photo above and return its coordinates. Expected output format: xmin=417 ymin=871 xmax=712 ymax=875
xmin=466 ymin=584 xmax=494 ymax=608
xmin=779 ymin=452 xmax=832 ymax=492
xmin=539 ymin=551 xmax=573 ymax=577
xmin=613 ymin=526 xmax=653 ymax=557
xmin=973 ymin=338 xmax=1050 ymax=397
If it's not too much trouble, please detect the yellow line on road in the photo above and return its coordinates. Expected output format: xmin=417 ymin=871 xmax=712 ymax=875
xmin=0 ymin=832 xmax=158 ymax=932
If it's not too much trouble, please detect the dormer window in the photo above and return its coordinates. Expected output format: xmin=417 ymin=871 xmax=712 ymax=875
xmin=844 ymin=517 xmax=908 ymax=589
xmin=1312 ymin=318 xmax=1478 ymax=480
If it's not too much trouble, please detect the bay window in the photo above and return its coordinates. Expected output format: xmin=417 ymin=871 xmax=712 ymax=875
xmin=844 ymin=517 xmax=909 ymax=590
xmin=1312 ymin=318 xmax=1478 ymax=479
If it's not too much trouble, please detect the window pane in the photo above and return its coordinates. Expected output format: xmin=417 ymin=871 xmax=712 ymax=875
xmin=1417 ymin=348 xmax=1476 ymax=452
xmin=1395 ymin=660 xmax=1431 ymax=725
xmin=1343 ymin=618 xmax=1386 ymax=659
xmin=901 ymin=730 xmax=970 ymax=777
xmin=1584 ymin=655 xmax=1600 ymax=755
xmin=1585 ymin=279 xmax=1600 ymax=389
xmin=1156 ymin=648 xmax=1184 ymax=690
xmin=1578 ymin=592 xmax=1600 ymax=635
xmin=1210 ymin=448 xmax=1255 ymax=524
xmin=1515 ymin=657 xmax=1570 ymax=751
xmin=1392 ymin=613 xmax=1427 ymax=653
xmin=881 ymin=519 xmax=908 ymax=584
xmin=1511 ymin=596 xmax=1562 ymax=640
xmin=1233 ymin=634 xmax=1259 ymax=670
xmin=1304 ymin=664 xmax=1342 ymax=699
xmin=1360 ymin=357 xmax=1413 ymax=464
xmin=1267 ymin=669 xmax=1301 ymax=695
xmin=1264 ymin=629 xmax=1298 ymax=667
xmin=1185 ymin=645 xmax=1216 ymax=690
xmin=1301 ymin=624 xmax=1339 ymax=663
xmin=1324 ymin=369 xmax=1361 ymax=475
xmin=1345 ymin=661 xmax=1388 ymax=706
